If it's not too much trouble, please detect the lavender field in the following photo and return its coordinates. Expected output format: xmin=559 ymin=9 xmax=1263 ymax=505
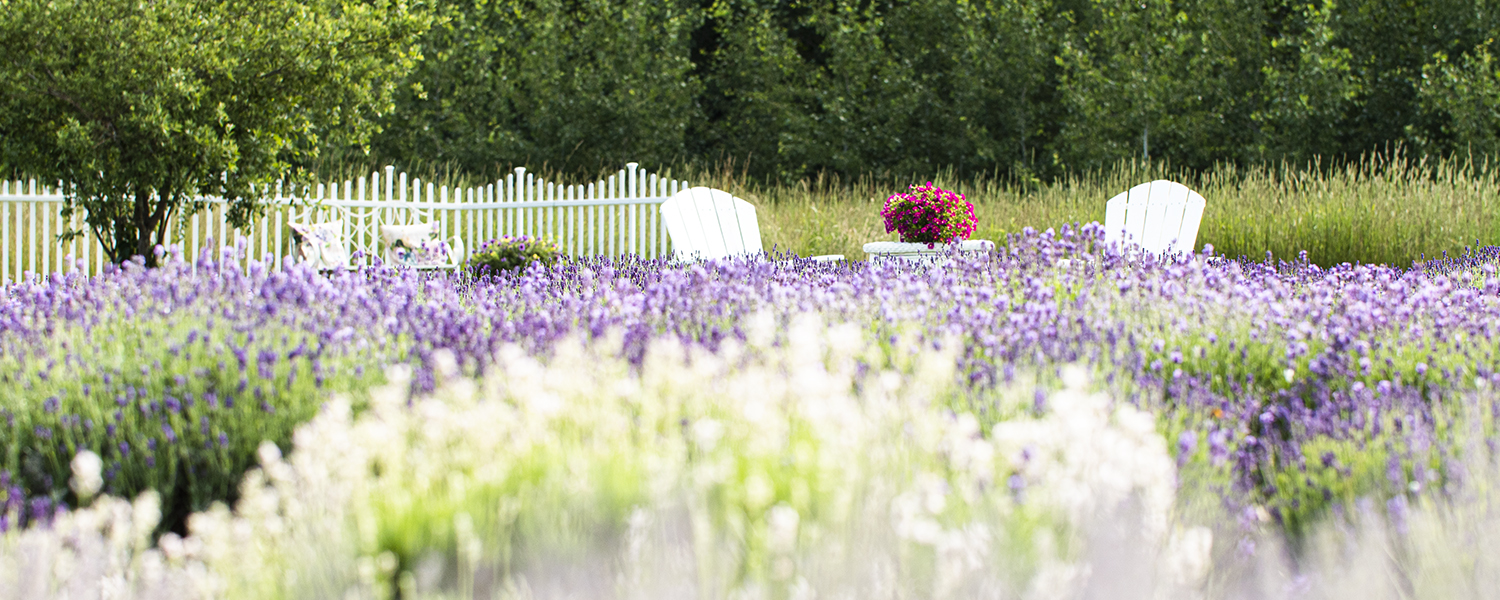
xmin=4 ymin=227 xmax=1500 ymax=599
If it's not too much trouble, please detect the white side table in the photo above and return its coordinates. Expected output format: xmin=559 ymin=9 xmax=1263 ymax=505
xmin=863 ymin=240 xmax=996 ymax=264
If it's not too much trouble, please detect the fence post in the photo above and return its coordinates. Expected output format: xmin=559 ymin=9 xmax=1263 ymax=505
xmin=28 ymin=181 xmax=37 ymax=280
xmin=627 ymin=163 xmax=638 ymax=256
xmin=2 ymin=186 xmax=9 ymax=284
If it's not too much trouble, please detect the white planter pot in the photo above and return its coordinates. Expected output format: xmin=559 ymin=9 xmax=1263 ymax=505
xmin=863 ymin=240 xmax=996 ymax=265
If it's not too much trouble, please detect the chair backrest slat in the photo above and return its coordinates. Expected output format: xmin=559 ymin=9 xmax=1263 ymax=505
xmin=695 ymin=190 xmax=732 ymax=259
xmin=736 ymin=200 xmax=764 ymax=255
xmin=1106 ymin=179 xmax=1207 ymax=256
xmin=660 ymin=192 xmax=699 ymax=260
xmin=660 ymin=187 xmax=764 ymax=261
xmin=1104 ymin=191 xmax=1127 ymax=247
xmin=1122 ymin=181 xmax=1152 ymax=248
xmin=1156 ymin=197 xmax=1188 ymax=254
xmin=1139 ymin=194 xmax=1172 ymax=253
xmin=1175 ymin=190 xmax=1207 ymax=255
xmin=711 ymin=192 xmax=745 ymax=256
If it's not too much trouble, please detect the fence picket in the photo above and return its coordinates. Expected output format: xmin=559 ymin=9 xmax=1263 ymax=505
xmin=532 ymin=173 xmax=539 ymax=239
xmin=650 ymin=174 xmax=659 ymax=258
xmin=28 ymin=196 xmax=36 ymax=278
xmin=606 ymin=174 xmax=615 ymax=256
xmin=2 ymin=198 xmax=8 ymax=284
xmin=590 ymin=183 xmax=600 ymax=256
xmin=565 ymin=185 xmax=575 ymax=256
xmin=627 ymin=164 xmax=637 ymax=256
xmin=508 ymin=170 xmax=518 ymax=238
xmin=216 ymin=202 xmax=227 ymax=264
xmin=41 ymin=200 xmax=49 ymax=275
xmin=61 ymin=192 xmax=70 ymax=273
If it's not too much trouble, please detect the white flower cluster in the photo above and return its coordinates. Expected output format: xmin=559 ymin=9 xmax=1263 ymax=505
xmin=0 ymin=491 xmax=202 ymax=599
xmin=0 ymin=314 xmax=1207 ymax=599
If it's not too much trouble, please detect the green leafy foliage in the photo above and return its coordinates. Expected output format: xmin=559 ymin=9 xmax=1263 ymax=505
xmin=357 ymin=0 xmax=1500 ymax=183
xmin=1418 ymin=44 xmax=1500 ymax=156
xmin=369 ymin=0 xmax=700 ymax=177
xmin=0 ymin=0 xmax=429 ymax=263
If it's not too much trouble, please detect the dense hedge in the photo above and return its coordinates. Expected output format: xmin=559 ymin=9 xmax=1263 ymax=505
xmin=368 ymin=0 xmax=1500 ymax=182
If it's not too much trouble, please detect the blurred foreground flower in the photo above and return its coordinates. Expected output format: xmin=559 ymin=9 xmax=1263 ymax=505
xmin=0 ymin=315 xmax=1206 ymax=599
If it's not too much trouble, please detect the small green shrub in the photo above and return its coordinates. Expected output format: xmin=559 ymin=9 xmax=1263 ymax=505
xmin=466 ymin=235 xmax=564 ymax=275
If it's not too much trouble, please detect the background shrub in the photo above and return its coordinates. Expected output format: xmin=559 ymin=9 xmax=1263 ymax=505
xmin=363 ymin=0 xmax=1500 ymax=184
xmin=466 ymin=235 xmax=564 ymax=275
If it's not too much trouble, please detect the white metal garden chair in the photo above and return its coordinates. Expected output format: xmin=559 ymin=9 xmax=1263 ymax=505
xmin=660 ymin=187 xmax=844 ymax=263
xmin=1103 ymin=180 xmax=1206 ymax=256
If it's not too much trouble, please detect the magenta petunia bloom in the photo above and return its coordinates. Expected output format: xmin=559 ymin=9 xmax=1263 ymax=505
xmin=880 ymin=182 xmax=977 ymax=246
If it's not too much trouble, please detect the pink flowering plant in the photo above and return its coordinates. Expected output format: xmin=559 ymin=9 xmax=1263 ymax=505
xmin=880 ymin=182 xmax=977 ymax=246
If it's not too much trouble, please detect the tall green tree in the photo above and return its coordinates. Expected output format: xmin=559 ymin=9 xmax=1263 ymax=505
xmin=1332 ymin=0 xmax=1498 ymax=155
xmin=1247 ymin=0 xmax=1357 ymax=161
xmin=1053 ymin=0 xmax=1255 ymax=170
xmin=0 ymin=0 xmax=429 ymax=264
xmin=685 ymin=0 xmax=1069 ymax=182
xmin=1419 ymin=43 xmax=1500 ymax=156
xmin=370 ymin=0 xmax=701 ymax=178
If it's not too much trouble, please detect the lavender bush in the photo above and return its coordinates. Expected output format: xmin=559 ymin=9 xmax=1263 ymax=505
xmin=0 ymin=244 xmax=414 ymax=534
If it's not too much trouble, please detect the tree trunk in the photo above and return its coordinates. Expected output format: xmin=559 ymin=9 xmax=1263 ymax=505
xmin=110 ymin=186 xmax=170 ymax=266
xmin=133 ymin=188 xmax=155 ymax=265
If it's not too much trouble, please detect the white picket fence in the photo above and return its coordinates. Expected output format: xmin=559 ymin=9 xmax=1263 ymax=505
xmin=0 ymin=162 xmax=686 ymax=281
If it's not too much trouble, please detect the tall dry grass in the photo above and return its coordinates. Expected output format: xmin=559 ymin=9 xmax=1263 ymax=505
xmin=685 ymin=150 xmax=1500 ymax=267
xmin=9 ymin=150 xmax=1496 ymax=273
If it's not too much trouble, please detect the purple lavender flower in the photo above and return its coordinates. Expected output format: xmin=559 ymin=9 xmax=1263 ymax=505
xmin=1208 ymin=430 xmax=1230 ymax=466
xmin=1177 ymin=430 xmax=1198 ymax=467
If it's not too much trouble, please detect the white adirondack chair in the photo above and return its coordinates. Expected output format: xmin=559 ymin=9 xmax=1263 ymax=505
xmin=660 ymin=187 xmax=844 ymax=262
xmin=1103 ymin=180 xmax=1206 ymax=256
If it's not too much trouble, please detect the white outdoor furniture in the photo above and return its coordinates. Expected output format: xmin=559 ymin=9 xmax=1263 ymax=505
xmin=863 ymin=240 xmax=995 ymax=264
xmin=379 ymin=222 xmax=466 ymax=269
xmin=287 ymin=219 xmax=466 ymax=270
xmin=288 ymin=221 xmax=352 ymax=270
xmin=1103 ymin=180 xmax=1206 ymax=256
xmin=659 ymin=187 xmax=844 ymax=262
